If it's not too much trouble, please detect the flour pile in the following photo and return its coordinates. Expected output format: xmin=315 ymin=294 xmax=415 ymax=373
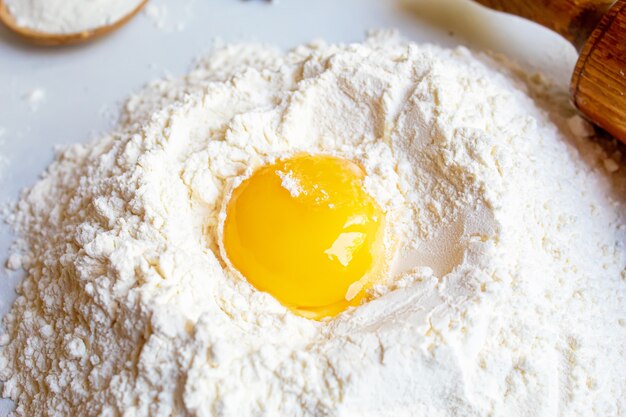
xmin=1 ymin=32 xmax=625 ymax=417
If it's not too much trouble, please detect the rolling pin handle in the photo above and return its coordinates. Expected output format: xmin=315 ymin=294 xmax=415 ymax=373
xmin=473 ymin=0 xmax=615 ymax=50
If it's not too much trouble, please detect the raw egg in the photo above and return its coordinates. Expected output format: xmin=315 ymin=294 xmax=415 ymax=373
xmin=222 ymin=154 xmax=385 ymax=319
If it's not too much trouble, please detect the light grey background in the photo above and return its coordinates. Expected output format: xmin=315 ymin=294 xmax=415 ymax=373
xmin=0 ymin=0 xmax=576 ymax=414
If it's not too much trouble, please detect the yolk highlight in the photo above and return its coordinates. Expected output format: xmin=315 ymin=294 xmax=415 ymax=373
xmin=223 ymin=155 xmax=385 ymax=319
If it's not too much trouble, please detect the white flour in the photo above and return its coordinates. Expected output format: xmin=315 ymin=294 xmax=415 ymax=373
xmin=1 ymin=32 xmax=625 ymax=417
xmin=4 ymin=0 xmax=144 ymax=33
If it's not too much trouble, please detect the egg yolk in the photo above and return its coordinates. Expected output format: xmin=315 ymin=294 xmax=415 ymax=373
xmin=222 ymin=154 xmax=385 ymax=319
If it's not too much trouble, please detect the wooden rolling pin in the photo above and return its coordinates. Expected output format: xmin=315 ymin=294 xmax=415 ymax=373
xmin=474 ymin=0 xmax=626 ymax=144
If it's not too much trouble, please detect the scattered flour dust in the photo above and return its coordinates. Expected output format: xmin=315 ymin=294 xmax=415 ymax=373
xmin=1 ymin=32 xmax=625 ymax=417
xmin=4 ymin=0 xmax=144 ymax=33
xmin=22 ymin=88 xmax=45 ymax=112
xmin=143 ymin=0 xmax=196 ymax=32
xmin=143 ymin=3 xmax=169 ymax=30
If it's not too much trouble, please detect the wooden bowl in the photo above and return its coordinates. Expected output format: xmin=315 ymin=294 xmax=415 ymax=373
xmin=0 ymin=0 xmax=148 ymax=46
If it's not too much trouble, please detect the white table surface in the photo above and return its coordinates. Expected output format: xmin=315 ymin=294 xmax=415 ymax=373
xmin=0 ymin=0 xmax=576 ymax=414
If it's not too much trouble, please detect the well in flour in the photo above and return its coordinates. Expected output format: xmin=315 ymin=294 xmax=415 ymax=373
xmin=1 ymin=32 xmax=625 ymax=417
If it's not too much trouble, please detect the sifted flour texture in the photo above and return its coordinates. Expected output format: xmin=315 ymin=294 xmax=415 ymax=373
xmin=1 ymin=32 xmax=625 ymax=417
